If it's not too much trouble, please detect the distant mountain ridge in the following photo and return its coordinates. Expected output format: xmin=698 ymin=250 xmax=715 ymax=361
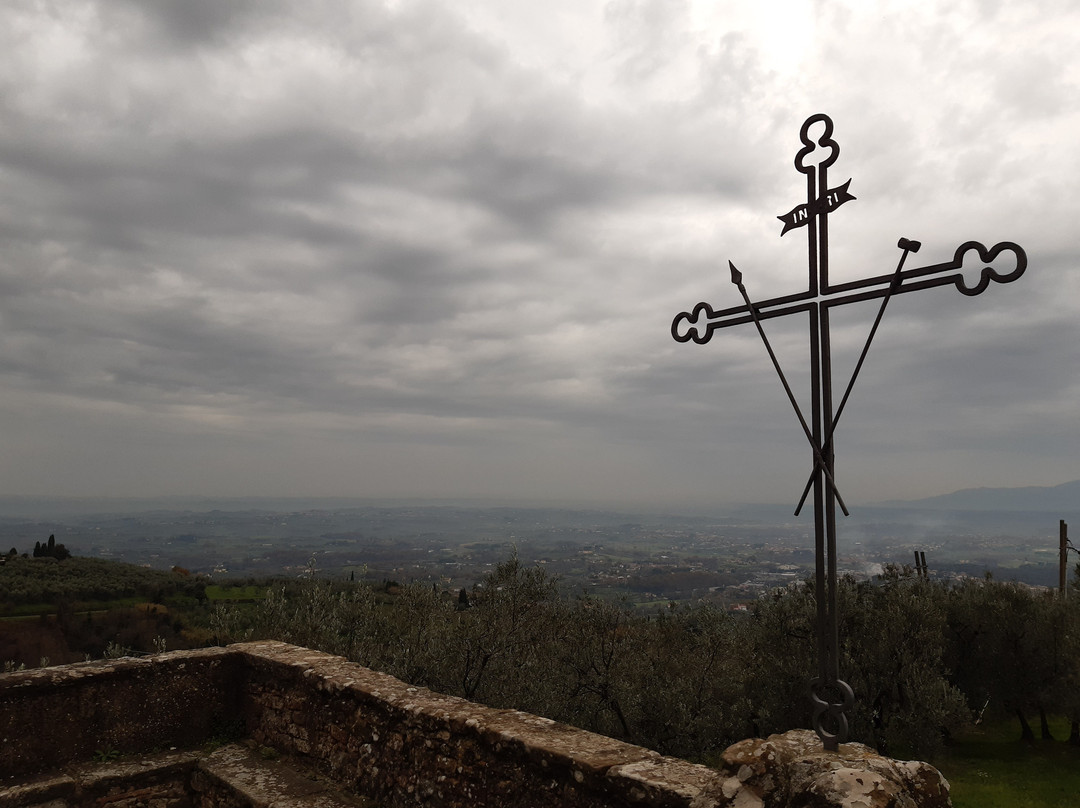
xmin=877 ymin=480 xmax=1080 ymax=512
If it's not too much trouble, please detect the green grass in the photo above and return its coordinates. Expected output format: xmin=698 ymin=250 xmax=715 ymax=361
xmin=0 ymin=596 xmax=146 ymax=619
xmin=935 ymin=717 xmax=1080 ymax=808
xmin=0 ymin=602 xmax=57 ymax=618
xmin=204 ymin=584 xmax=268 ymax=602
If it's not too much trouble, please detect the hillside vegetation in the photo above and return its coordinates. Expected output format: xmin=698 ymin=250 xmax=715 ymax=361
xmin=4 ymin=548 xmax=1080 ymax=775
xmin=0 ymin=554 xmax=206 ymax=608
xmin=211 ymin=557 xmax=1080 ymax=764
xmin=0 ymin=553 xmax=216 ymax=663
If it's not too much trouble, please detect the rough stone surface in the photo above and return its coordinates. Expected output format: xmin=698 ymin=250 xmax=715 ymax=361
xmin=192 ymin=743 xmax=372 ymax=808
xmin=0 ymin=647 xmax=242 ymax=779
xmin=0 ymin=746 xmax=365 ymax=808
xmin=0 ymin=752 xmax=195 ymax=808
xmin=237 ymin=641 xmax=704 ymax=807
xmin=718 ymin=730 xmax=951 ymax=808
xmin=0 ymin=643 xmax=952 ymax=807
xmin=70 ymin=751 xmax=197 ymax=808
xmin=0 ymin=772 xmax=76 ymax=807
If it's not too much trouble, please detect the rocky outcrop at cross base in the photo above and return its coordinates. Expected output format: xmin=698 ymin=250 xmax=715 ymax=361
xmin=717 ymin=729 xmax=951 ymax=808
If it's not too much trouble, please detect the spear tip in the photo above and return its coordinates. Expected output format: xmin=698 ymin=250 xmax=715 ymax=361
xmin=729 ymin=261 xmax=743 ymax=286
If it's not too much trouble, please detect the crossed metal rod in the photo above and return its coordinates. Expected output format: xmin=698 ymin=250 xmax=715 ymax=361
xmin=731 ymin=237 xmax=921 ymax=517
xmin=729 ymin=261 xmax=850 ymax=516
xmin=791 ymin=239 xmax=920 ymax=515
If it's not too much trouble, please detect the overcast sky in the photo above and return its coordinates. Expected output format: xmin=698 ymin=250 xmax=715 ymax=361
xmin=0 ymin=0 xmax=1076 ymax=509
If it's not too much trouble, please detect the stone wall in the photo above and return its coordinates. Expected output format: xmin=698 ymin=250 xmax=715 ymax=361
xmin=0 ymin=641 xmax=952 ymax=807
xmin=0 ymin=647 xmax=241 ymax=777
xmin=237 ymin=641 xmax=724 ymax=807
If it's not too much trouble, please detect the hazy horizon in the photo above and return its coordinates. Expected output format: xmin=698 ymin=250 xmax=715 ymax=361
xmin=1 ymin=477 xmax=1079 ymax=521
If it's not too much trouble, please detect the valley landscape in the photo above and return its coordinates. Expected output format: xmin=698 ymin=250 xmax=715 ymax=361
xmin=1 ymin=481 xmax=1076 ymax=601
xmin=3 ymin=482 xmax=1080 ymax=808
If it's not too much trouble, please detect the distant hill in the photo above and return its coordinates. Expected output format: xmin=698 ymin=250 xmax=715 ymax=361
xmin=877 ymin=480 xmax=1080 ymax=512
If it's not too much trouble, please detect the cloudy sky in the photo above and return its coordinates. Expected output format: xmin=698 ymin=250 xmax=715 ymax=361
xmin=0 ymin=0 xmax=1076 ymax=509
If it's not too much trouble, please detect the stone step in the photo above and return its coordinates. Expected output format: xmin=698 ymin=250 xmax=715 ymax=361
xmin=0 ymin=744 xmax=375 ymax=808
xmin=194 ymin=744 xmax=376 ymax=808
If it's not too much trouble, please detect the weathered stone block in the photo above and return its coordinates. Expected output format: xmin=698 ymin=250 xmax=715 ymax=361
xmin=718 ymin=730 xmax=951 ymax=808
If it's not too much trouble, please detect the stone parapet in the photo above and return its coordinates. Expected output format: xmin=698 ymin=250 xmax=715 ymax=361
xmin=0 ymin=642 xmax=951 ymax=807
xmin=236 ymin=641 xmax=715 ymax=806
xmin=0 ymin=647 xmax=242 ymax=778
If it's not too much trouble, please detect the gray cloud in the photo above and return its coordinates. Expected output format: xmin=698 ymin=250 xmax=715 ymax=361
xmin=0 ymin=0 xmax=1076 ymax=505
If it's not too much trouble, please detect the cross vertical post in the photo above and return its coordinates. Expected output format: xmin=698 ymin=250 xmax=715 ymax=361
xmin=671 ymin=113 xmax=1027 ymax=751
xmin=798 ymin=113 xmax=851 ymax=750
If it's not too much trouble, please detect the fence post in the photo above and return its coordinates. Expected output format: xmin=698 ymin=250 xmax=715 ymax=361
xmin=1060 ymin=520 xmax=1068 ymax=596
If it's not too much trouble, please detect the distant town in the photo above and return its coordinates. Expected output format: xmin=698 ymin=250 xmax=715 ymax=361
xmin=0 ymin=495 xmax=1072 ymax=604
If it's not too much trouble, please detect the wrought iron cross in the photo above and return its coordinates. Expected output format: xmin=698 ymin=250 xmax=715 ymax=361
xmin=671 ymin=113 xmax=1027 ymax=750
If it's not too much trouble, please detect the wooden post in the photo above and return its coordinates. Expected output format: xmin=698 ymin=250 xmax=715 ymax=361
xmin=913 ymin=550 xmax=928 ymax=579
xmin=1061 ymin=520 xmax=1069 ymax=596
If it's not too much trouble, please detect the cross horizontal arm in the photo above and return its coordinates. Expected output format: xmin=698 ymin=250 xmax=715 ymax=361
xmin=824 ymin=240 xmax=1027 ymax=306
xmin=671 ymin=241 xmax=1027 ymax=345
xmin=671 ymin=298 xmax=815 ymax=344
